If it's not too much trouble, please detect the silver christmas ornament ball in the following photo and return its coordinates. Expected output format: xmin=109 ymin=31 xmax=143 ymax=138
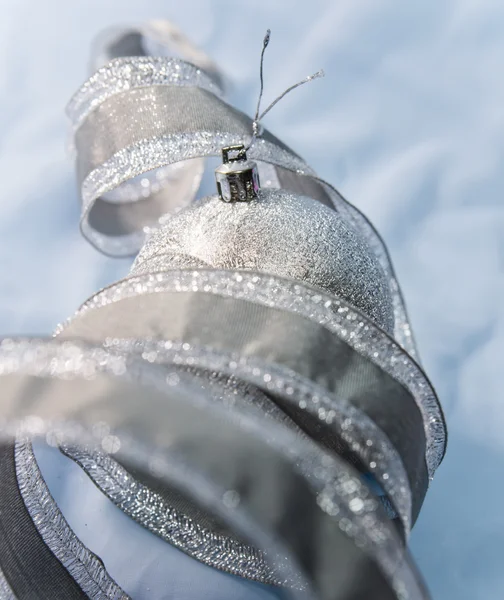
xmin=132 ymin=189 xmax=394 ymax=332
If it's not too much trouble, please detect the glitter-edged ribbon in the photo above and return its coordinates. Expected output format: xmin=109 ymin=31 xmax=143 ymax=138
xmin=0 ymin=338 xmax=430 ymax=599
xmin=57 ymin=268 xmax=443 ymax=504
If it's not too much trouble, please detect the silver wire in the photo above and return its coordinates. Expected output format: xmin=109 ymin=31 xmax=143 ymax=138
xmin=247 ymin=30 xmax=324 ymax=151
xmin=252 ymin=29 xmax=271 ymax=138
xmin=258 ymin=70 xmax=325 ymax=121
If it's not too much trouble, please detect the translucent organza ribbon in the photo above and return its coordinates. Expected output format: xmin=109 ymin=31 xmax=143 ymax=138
xmin=0 ymin=338 xmax=429 ymax=600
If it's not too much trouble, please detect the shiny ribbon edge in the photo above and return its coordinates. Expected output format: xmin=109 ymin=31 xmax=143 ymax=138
xmin=57 ymin=291 xmax=415 ymax=532
xmin=91 ymin=338 xmax=413 ymax=534
xmin=67 ymin=57 xmax=224 ymax=130
xmin=14 ymin=438 xmax=129 ymax=600
xmin=70 ymin=56 xmax=427 ymax=374
xmin=60 ymin=445 xmax=281 ymax=586
xmin=0 ymin=568 xmax=14 ymax=600
xmin=0 ymin=338 xmax=428 ymax=600
xmin=68 ymin=44 xmax=422 ymax=365
xmin=56 ymin=268 xmax=444 ymax=478
xmin=77 ymin=120 xmax=420 ymax=362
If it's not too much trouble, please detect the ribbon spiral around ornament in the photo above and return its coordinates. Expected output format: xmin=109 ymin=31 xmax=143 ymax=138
xmin=0 ymin=20 xmax=447 ymax=600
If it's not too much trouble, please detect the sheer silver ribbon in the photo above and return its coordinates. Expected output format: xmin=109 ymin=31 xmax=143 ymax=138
xmin=0 ymin=338 xmax=429 ymax=600
xmin=69 ymin=37 xmax=427 ymax=365
xmin=58 ymin=270 xmax=426 ymax=529
xmin=68 ymin=21 xmax=225 ymax=258
xmin=69 ymin=44 xmax=446 ymax=466
xmin=59 ymin=23 xmax=448 ymax=599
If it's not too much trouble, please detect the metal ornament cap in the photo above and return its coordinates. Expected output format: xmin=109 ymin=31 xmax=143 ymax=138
xmin=215 ymin=145 xmax=260 ymax=202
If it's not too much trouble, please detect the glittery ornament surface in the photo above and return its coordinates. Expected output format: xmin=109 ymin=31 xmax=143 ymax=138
xmin=79 ymin=130 xmax=313 ymax=255
xmin=132 ymin=189 xmax=395 ymax=333
xmin=67 ymin=45 xmax=423 ymax=377
xmin=316 ymin=179 xmax=419 ymax=359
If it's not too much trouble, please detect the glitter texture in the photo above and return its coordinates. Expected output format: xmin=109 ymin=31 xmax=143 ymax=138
xmin=68 ymin=51 xmax=422 ymax=366
xmin=60 ymin=269 xmax=445 ymax=477
xmin=0 ymin=339 xmax=421 ymax=596
xmin=101 ymin=336 xmax=413 ymax=534
xmin=0 ymin=340 xmax=282 ymax=586
xmin=61 ymin=445 xmax=283 ymax=586
xmin=316 ymin=179 xmax=419 ymax=358
xmin=44 ymin=328 xmax=413 ymax=532
xmin=131 ymin=189 xmax=395 ymax=333
xmin=0 ymin=569 xmax=14 ymax=600
xmin=62 ymin=439 xmax=412 ymax=596
xmin=170 ymin=366 xmax=304 ymax=431
xmin=14 ymin=439 xmax=129 ymax=600
xmin=132 ymin=252 xmax=209 ymax=275
xmin=67 ymin=57 xmax=224 ymax=129
xmin=80 ymin=133 xmax=316 ymax=255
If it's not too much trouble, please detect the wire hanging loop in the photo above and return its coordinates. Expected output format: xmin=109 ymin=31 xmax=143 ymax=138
xmin=246 ymin=29 xmax=324 ymax=152
xmin=251 ymin=28 xmax=271 ymax=140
